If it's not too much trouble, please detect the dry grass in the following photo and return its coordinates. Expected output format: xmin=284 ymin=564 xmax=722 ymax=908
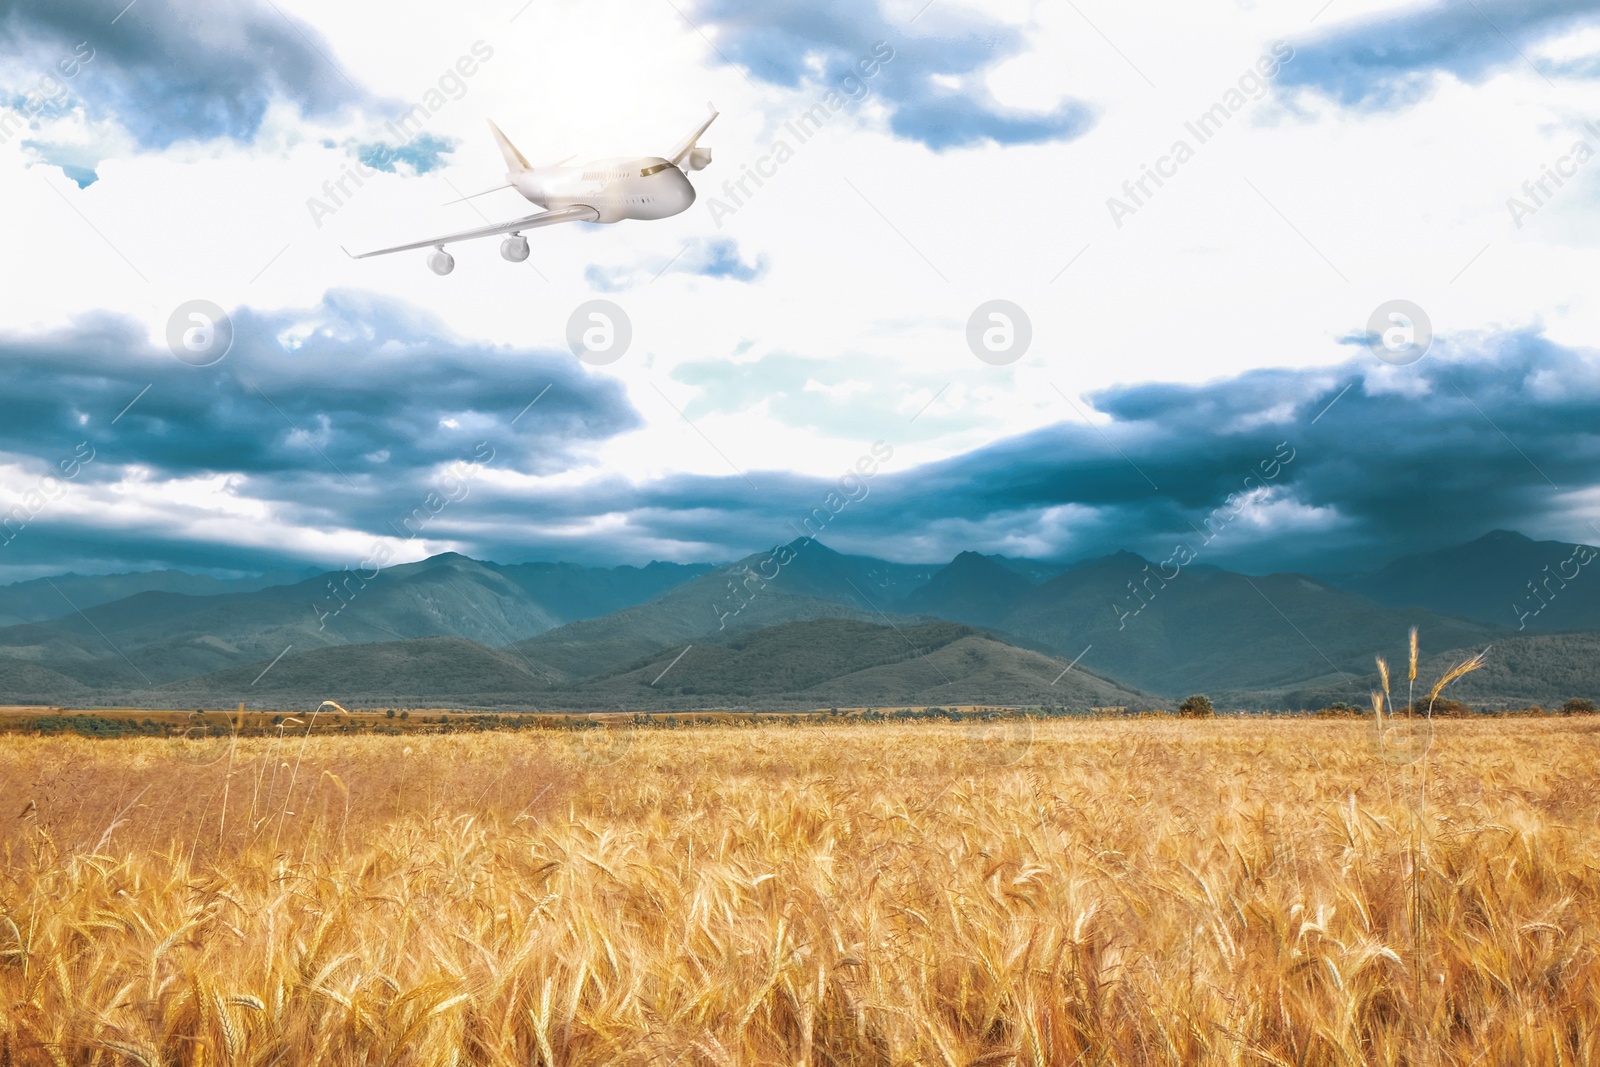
xmin=2 ymin=717 xmax=1600 ymax=1065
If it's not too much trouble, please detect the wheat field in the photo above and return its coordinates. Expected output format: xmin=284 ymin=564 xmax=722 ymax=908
xmin=2 ymin=717 xmax=1598 ymax=1066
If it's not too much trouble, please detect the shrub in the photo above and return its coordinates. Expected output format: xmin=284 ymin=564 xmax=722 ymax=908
xmin=1401 ymin=698 xmax=1471 ymax=717
xmin=1177 ymin=695 xmax=1215 ymax=718
xmin=32 ymin=715 xmax=139 ymax=738
xmin=1314 ymin=705 xmax=1362 ymax=718
xmin=1562 ymin=698 xmax=1598 ymax=715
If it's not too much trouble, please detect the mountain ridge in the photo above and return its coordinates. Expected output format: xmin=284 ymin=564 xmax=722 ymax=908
xmin=3 ymin=530 xmax=1596 ymax=709
xmin=1342 ymin=529 xmax=1600 ymax=632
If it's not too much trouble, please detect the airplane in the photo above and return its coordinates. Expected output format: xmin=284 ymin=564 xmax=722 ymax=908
xmin=345 ymin=105 xmax=718 ymax=274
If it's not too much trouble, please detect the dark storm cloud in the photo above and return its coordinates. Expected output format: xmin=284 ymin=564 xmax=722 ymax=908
xmin=4 ymin=315 xmax=1596 ymax=578
xmin=0 ymin=291 xmax=641 ymax=575
xmin=843 ymin=330 xmax=1600 ymax=571
xmin=1279 ymin=0 xmax=1600 ymax=107
xmin=444 ymin=329 xmax=1600 ymax=574
xmin=0 ymin=0 xmax=370 ymax=147
xmin=685 ymin=0 xmax=1093 ymax=149
xmin=0 ymin=523 xmax=315 ymax=582
xmin=0 ymin=291 xmax=636 ymax=478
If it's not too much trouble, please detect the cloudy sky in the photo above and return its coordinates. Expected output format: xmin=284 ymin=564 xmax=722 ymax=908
xmin=0 ymin=0 xmax=1597 ymax=581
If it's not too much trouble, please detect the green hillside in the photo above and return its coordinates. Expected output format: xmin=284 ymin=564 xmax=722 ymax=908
xmin=508 ymin=541 xmax=915 ymax=683
xmin=547 ymin=618 xmax=1147 ymax=710
xmin=144 ymin=636 xmax=546 ymax=709
xmin=1217 ymin=632 xmax=1600 ymax=711
xmin=956 ymin=554 xmax=1502 ymax=696
xmin=0 ymin=554 xmax=710 ymax=690
xmin=95 ymin=620 xmax=1148 ymax=712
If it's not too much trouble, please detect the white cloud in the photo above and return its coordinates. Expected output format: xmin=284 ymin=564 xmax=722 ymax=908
xmin=3 ymin=0 xmax=1600 ymax=568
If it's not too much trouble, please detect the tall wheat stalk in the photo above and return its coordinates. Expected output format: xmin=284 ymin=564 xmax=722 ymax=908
xmin=1375 ymin=629 xmax=1488 ymax=1033
xmin=273 ymin=706 xmax=325 ymax=854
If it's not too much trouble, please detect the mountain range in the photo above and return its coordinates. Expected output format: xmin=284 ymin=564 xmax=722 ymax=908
xmin=1 ymin=530 xmax=1594 ymax=711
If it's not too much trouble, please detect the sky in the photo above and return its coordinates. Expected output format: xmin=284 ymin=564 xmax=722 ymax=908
xmin=0 ymin=0 xmax=1598 ymax=582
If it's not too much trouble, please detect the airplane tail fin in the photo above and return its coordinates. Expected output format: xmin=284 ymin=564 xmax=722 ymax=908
xmin=668 ymin=102 xmax=718 ymax=171
xmin=487 ymin=119 xmax=531 ymax=173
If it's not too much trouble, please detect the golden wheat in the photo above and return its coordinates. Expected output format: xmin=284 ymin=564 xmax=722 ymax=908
xmin=2 ymin=717 xmax=1599 ymax=1065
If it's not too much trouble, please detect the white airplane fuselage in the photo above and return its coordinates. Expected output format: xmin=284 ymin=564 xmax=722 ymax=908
xmin=346 ymin=108 xmax=717 ymax=271
xmin=515 ymin=156 xmax=697 ymax=224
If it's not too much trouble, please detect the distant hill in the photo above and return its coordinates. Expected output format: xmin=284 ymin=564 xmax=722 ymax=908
xmin=118 ymin=619 xmax=1149 ymax=711
xmin=710 ymin=539 xmax=935 ymax=608
xmin=1343 ymin=530 xmax=1600 ymax=631
xmin=0 ymin=554 xmax=712 ymax=691
xmin=3 ymin=532 xmax=1597 ymax=711
xmin=510 ymin=540 xmax=934 ymax=683
xmin=494 ymin=559 xmax=715 ymax=618
xmin=561 ymin=618 xmax=1147 ymax=709
xmin=988 ymin=556 xmax=1070 ymax=585
xmin=946 ymin=552 xmax=1501 ymax=697
xmin=145 ymin=636 xmax=547 ymax=708
xmin=0 ymin=656 xmax=90 ymax=706
xmin=0 ymin=568 xmax=313 ymax=628
xmin=1216 ymin=632 xmax=1600 ymax=711
xmin=900 ymin=552 xmax=1033 ymax=627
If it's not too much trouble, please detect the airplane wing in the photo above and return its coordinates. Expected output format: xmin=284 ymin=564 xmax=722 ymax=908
xmin=343 ymin=204 xmax=601 ymax=259
xmin=667 ymin=103 xmax=718 ymax=168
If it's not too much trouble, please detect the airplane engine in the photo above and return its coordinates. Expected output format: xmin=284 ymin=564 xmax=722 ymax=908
xmin=501 ymin=235 xmax=530 ymax=262
xmin=427 ymin=250 xmax=455 ymax=275
xmin=684 ymin=146 xmax=712 ymax=171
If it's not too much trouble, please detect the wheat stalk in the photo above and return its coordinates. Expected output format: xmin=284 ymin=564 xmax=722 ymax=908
xmin=0 ymin=710 xmax=1583 ymax=1064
